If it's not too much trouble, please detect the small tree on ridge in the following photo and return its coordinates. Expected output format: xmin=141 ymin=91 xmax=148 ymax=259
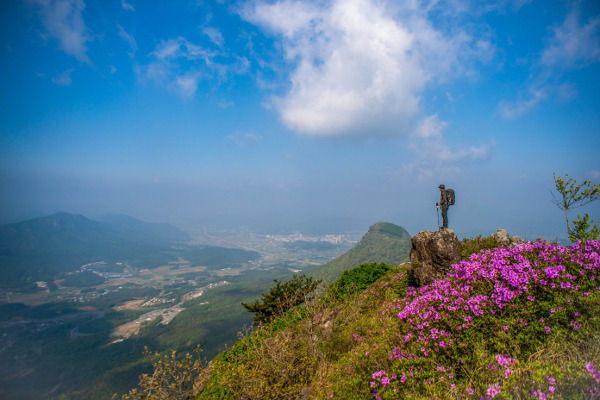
xmin=241 ymin=274 xmax=321 ymax=325
xmin=552 ymin=173 xmax=600 ymax=240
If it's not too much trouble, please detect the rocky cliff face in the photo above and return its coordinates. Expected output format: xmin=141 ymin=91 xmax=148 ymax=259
xmin=409 ymin=229 xmax=461 ymax=287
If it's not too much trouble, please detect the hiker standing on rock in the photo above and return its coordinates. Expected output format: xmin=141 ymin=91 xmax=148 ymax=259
xmin=437 ymin=184 xmax=449 ymax=229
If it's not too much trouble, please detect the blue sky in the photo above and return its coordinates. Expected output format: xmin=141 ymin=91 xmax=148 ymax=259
xmin=1 ymin=0 xmax=599 ymax=238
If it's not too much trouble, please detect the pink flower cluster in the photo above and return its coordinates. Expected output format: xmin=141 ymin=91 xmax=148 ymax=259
xmin=369 ymin=240 xmax=600 ymax=399
xmin=586 ymin=362 xmax=600 ymax=383
xmin=527 ymin=374 xmax=557 ymax=399
xmin=397 ymin=240 xmax=600 ymax=332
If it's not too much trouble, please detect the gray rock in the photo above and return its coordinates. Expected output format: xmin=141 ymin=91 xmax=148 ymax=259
xmin=490 ymin=229 xmax=525 ymax=247
xmin=311 ymin=308 xmax=340 ymax=339
xmin=409 ymin=229 xmax=461 ymax=287
xmin=490 ymin=228 xmax=510 ymax=246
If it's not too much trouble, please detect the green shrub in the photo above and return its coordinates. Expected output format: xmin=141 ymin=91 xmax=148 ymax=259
xmin=241 ymin=274 xmax=321 ymax=325
xmin=118 ymin=347 xmax=203 ymax=400
xmin=330 ymin=262 xmax=392 ymax=298
xmin=460 ymin=234 xmax=502 ymax=260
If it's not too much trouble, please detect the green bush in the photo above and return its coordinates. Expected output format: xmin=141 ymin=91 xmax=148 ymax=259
xmin=241 ymin=274 xmax=321 ymax=325
xmin=118 ymin=347 xmax=203 ymax=400
xmin=330 ymin=262 xmax=391 ymax=297
xmin=460 ymin=234 xmax=502 ymax=260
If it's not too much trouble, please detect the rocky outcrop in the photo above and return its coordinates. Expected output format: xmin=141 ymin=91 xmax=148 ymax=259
xmin=311 ymin=308 xmax=341 ymax=339
xmin=409 ymin=229 xmax=461 ymax=287
xmin=489 ymin=228 xmax=525 ymax=247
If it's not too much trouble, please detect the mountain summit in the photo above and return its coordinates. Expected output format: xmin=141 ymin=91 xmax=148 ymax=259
xmin=309 ymin=222 xmax=411 ymax=282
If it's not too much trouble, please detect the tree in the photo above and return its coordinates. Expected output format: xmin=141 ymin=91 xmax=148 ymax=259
xmin=118 ymin=347 xmax=204 ymax=400
xmin=569 ymin=214 xmax=599 ymax=242
xmin=241 ymin=274 xmax=321 ymax=325
xmin=551 ymin=173 xmax=600 ymax=237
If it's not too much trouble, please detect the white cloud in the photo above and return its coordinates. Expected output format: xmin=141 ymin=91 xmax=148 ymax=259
xmin=401 ymin=114 xmax=494 ymax=179
xmin=142 ymin=37 xmax=214 ymax=98
xmin=498 ymin=79 xmax=581 ymax=119
xmin=203 ymin=27 xmax=225 ymax=48
xmin=29 ymin=0 xmax=92 ymax=64
xmin=175 ymin=74 xmax=200 ymax=99
xmin=499 ymin=5 xmax=600 ymax=119
xmin=218 ymin=100 xmax=234 ymax=108
xmin=121 ymin=0 xmax=134 ymax=11
xmin=498 ymin=87 xmax=547 ymax=119
xmin=242 ymin=0 xmax=491 ymax=137
xmin=141 ymin=36 xmax=249 ymax=98
xmin=51 ymin=68 xmax=74 ymax=85
xmin=541 ymin=9 xmax=600 ymax=69
xmin=414 ymin=114 xmax=447 ymax=139
xmin=418 ymin=136 xmax=491 ymax=163
xmin=227 ymin=131 xmax=263 ymax=146
xmin=151 ymin=37 xmax=216 ymax=61
xmin=118 ymin=25 xmax=137 ymax=58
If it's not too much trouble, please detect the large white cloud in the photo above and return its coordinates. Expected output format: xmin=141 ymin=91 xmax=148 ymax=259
xmin=242 ymin=0 xmax=490 ymax=137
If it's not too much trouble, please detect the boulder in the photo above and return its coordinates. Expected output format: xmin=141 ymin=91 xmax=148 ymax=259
xmin=409 ymin=229 xmax=461 ymax=287
xmin=490 ymin=229 xmax=525 ymax=247
xmin=311 ymin=308 xmax=340 ymax=338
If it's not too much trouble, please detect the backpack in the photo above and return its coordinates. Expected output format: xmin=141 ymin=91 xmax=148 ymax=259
xmin=446 ymin=189 xmax=455 ymax=206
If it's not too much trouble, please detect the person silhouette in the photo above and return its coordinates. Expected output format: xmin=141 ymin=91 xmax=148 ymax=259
xmin=437 ymin=184 xmax=449 ymax=229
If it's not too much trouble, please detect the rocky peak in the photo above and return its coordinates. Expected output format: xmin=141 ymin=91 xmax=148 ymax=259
xmin=409 ymin=229 xmax=461 ymax=287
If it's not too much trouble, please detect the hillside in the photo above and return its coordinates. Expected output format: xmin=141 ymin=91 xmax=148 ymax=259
xmin=0 ymin=212 xmax=189 ymax=288
xmin=309 ymin=222 xmax=411 ymax=283
xmin=123 ymin=236 xmax=600 ymax=400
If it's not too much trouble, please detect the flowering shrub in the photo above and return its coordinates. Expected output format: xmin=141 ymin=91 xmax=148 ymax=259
xmin=317 ymin=240 xmax=600 ymax=399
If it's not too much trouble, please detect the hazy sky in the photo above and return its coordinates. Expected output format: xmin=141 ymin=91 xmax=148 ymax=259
xmin=1 ymin=0 xmax=599 ymax=238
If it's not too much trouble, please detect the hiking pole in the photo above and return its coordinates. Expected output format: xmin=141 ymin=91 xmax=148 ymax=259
xmin=436 ymin=203 xmax=440 ymax=230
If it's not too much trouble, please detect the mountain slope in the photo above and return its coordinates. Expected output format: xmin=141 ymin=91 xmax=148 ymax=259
xmin=0 ymin=212 xmax=187 ymax=287
xmin=309 ymin=222 xmax=411 ymax=283
xmin=125 ymin=238 xmax=600 ymax=400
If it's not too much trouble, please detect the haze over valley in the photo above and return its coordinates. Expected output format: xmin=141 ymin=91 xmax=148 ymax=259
xmin=0 ymin=212 xmax=366 ymax=399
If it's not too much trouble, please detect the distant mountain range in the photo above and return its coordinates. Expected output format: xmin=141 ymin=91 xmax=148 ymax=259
xmin=309 ymin=222 xmax=411 ymax=282
xmin=0 ymin=212 xmax=190 ymax=288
